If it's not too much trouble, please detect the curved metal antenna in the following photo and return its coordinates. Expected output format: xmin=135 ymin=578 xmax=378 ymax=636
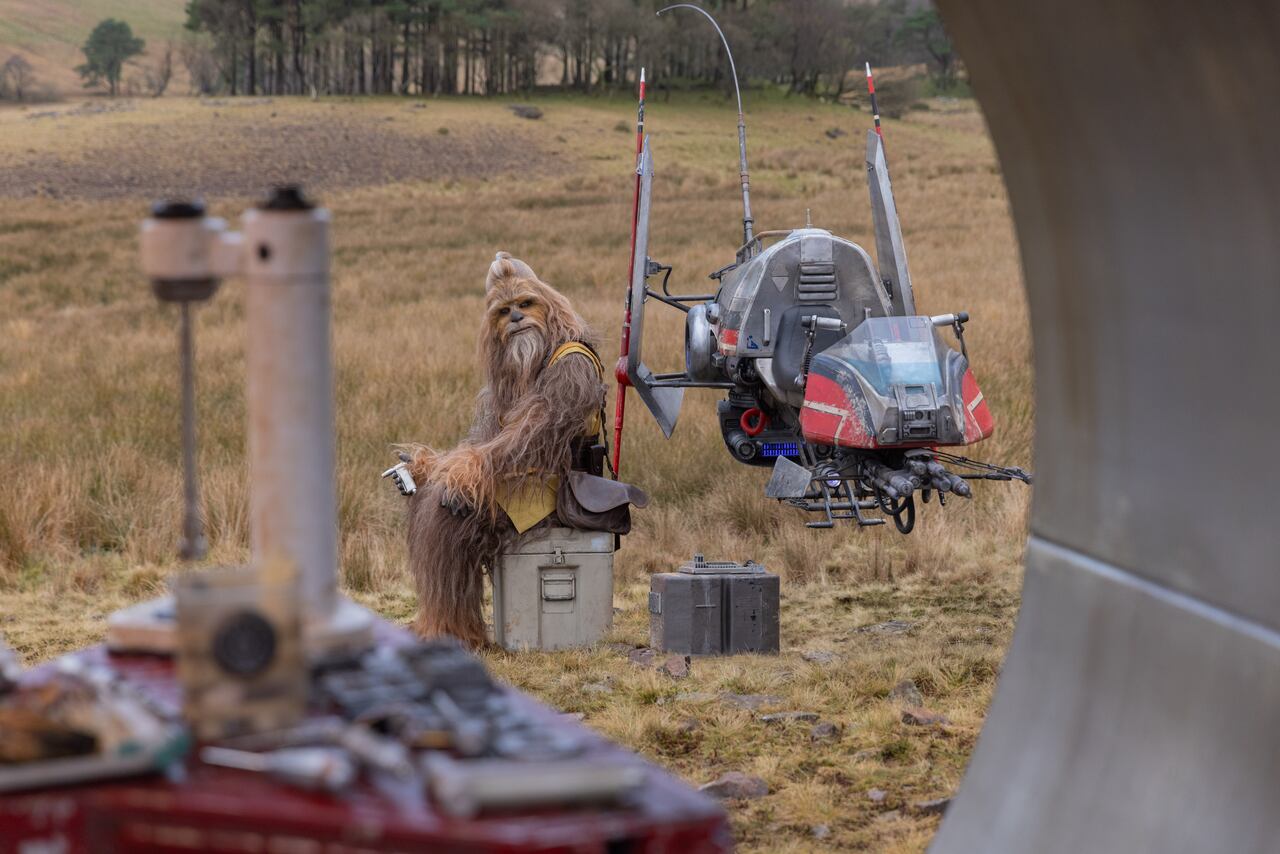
xmin=657 ymin=3 xmax=754 ymax=246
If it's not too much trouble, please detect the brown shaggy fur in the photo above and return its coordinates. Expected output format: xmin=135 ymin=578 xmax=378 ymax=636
xmin=405 ymin=253 xmax=605 ymax=648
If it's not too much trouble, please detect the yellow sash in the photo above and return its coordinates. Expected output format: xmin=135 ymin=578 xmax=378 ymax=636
xmin=496 ymin=342 xmax=604 ymax=533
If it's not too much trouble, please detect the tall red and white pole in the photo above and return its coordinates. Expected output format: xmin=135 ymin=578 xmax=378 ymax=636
xmin=866 ymin=62 xmax=884 ymax=142
xmin=611 ymin=67 xmax=646 ymax=477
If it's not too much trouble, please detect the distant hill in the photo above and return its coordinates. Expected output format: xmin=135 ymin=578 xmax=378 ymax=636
xmin=0 ymin=0 xmax=186 ymax=98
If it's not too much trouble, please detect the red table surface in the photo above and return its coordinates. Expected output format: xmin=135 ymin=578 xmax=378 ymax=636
xmin=0 ymin=626 xmax=731 ymax=854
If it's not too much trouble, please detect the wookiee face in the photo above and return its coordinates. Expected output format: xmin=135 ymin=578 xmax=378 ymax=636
xmin=485 ymin=278 xmax=550 ymax=380
xmin=480 ymin=253 xmax=589 ymax=397
xmin=486 ymin=279 xmax=549 ymax=347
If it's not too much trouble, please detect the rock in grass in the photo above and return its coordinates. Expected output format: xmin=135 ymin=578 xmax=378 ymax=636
xmin=911 ymin=797 xmax=952 ymax=816
xmin=699 ymin=771 xmax=769 ymax=800
xmin=658 ymin=654 xmax=691 ymax=678
xmin=901 ymin=706 xmax=951 ymax=727
xmin=628 ymin=647 xmax=656 ymax=667
xmin=508 ymin=104 xmax=543 ymax=120
xmin=867 ymin=788 xmax=887 ymax=804
xmin=889 ymin=679 xmax=924 ymax=707
xmin=824 ymin=127 xmax=847 ymax=139
xmin=810 ymin=721 xmax=843 ymax=742
xmin=801 ymin=649 xmax=837 ymax=665
xmin=876 ymin=809 xmax=902 ymax=823
xmin=857 ymin=619 xmax=916 ymax=635
xmin=811 ymin=824 xmax=831 ymax=839
xmin=760 ymin=711 xmax=820 ymax=724
xmin=722 ymin=693 xmax=784 ymax=711
xmin=676 ymin=691 xmax=717 ymax=703
xmin=583 ymin=681 xmax=613 ymax=695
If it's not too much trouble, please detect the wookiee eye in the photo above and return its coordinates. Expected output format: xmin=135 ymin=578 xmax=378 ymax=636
xmin=519 ymin=300 xmax=533 ymax=309
xmin=498 ymin=307 xmax=510 ymax=316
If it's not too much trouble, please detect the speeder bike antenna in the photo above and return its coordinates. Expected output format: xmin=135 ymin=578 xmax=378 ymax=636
xmin=656 ymin=4 xmax=754 ymax=246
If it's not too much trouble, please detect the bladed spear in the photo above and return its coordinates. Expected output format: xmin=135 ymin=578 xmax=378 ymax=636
xmin=611 ymin=67 xmax=646 ymax=477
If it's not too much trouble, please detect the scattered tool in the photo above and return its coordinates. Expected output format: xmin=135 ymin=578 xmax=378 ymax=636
xmin=215 ymin=717 xmax=413 ymax=779
xmin=423 ymin=753 xmax=644 ymax=818
xmin=0 ymin=657 xmax=189 ymax=792
xmin=382 ymin=460 xmax=417 ymax=496
xmin=200 ymin=746 xmax=356 ymax=793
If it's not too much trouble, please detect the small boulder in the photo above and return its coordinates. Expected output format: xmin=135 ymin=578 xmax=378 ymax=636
xmin=628 ymin=648 xmax=657 ymax=667
xmin=867 ymin=788 xmax=887 ymax=804
xmin=810 ymin=721 xmax=843 ymax=742
xmin=508 ymin=104 xmax=543 ymax=120
xmin=901 ymin=706 xmax=951 ymax=727
xmin=811 ymin=824 xmax=831 ymax=839
xmin=659 ymin=654 xmax=691 ymax=678
xmin=676 ymin=717 xmax=701 ymax=733
xmin=583 ymin=681 xmax=613 ymax=695
xmin=722 ymin=693 xmax=784 ymax=711
xmin=911 ymin=797 xmax=952 ymax=817
xmin=760 ymin=711 xmax=820 ymax=724
xmin=857 ymin=619 xmax=916 ymax=635
xmin=801 ymin=650 xmax=837 ymax=665
xmin=676 ymin=691 xmax=718 ymax=703
xmin=699 ymin=771 xmax=769 ymax=800
xmin=824 ymin=127 xmax=847 ymax=139
xmin=889 ymin=679 xmax=924 ymax=707
xmin=875 ymin=809 xmax=902 ymax=824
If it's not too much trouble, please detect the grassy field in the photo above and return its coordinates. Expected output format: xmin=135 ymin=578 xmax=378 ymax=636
xmin=0 ymin=89 xmax=1031 ymax=851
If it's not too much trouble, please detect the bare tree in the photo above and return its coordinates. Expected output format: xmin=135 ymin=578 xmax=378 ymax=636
xmin=2 ymin=54 xmax=35 ymax=102
xmin=145 ymin=41 xmax=174 ymax=96
xmin=180 ymin=35 xmax=221 ymax=94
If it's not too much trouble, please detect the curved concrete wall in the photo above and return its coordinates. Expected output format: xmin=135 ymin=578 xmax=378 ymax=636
xmin=931 ymin=2 xmax=1280 ymax=851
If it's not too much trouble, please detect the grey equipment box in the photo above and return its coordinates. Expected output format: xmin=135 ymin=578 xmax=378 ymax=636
xmin=492 ymin=527 xmax=615 ymax=651
xmin=649 ymin=554 xmax=780 ymax=655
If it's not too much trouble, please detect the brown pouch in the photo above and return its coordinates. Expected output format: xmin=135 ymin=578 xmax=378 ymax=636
xmin=555 ymin=471 xmax=649 ymax=535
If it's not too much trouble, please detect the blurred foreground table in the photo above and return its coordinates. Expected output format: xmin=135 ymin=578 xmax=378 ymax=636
xmin=0 ymin=624 xmax=730 ymax=854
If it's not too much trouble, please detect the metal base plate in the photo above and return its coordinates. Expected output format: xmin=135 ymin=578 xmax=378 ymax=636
xmin=106 ymin=595 xmax=375 ymax=658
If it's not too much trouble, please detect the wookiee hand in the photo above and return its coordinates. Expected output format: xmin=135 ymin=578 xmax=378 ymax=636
xmin=432 ymin=447 xmax=487 ymax=514
xmin=440 ymin=493 xmax=472 ymax=517
xmin=406 ymin=446 xmax=441 ymax=482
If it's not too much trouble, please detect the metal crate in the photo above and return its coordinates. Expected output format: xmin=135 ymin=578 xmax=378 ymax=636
xmin=493 ymin=527 xmax=615 ymax=651
xmin=649 ymin=555 xmax=780 ymax=655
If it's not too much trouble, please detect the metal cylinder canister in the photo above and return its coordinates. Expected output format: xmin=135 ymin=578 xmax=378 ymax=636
xmin=242 ymin=188 xmax=337 ymax=621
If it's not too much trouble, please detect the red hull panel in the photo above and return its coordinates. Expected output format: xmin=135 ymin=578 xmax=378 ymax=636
xmin=961 ymin=368 xmax=995 ymax=443
xmin=800 ymin=373 xmax=876 ymax=448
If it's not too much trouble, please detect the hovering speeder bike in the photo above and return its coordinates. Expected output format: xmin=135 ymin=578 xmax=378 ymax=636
xmin=613 ymin=6 xmax=1030 ymax=533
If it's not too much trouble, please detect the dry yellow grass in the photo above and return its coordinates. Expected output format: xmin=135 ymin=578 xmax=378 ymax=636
xmin=0 ymin=90 xmax=1031 ymax=851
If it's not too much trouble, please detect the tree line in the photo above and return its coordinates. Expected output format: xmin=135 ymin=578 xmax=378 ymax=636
xmin=178 ymin=0 xmax=956 ymax=98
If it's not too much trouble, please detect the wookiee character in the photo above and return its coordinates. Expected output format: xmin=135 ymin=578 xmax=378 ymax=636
xmin=403 ymin=252 xmax=607 ymax=648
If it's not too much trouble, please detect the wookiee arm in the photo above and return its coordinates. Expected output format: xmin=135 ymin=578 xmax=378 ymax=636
xmin=471 ymin=352 xmax=604 ymax=479
xmin=467 ymin=387 xmax=499 ymax=443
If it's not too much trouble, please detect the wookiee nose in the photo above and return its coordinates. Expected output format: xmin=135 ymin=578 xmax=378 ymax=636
xmin=509 ymin=309 xmax=525 ymax=323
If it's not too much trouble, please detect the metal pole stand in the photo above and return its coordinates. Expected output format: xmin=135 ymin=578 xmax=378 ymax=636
xmin=242 ymin=187 xmax=372 ymax=653
xmin=109 ymin=186 xmax=372 ymax=657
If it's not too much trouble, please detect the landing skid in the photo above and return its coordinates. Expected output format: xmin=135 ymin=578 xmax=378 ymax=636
xmin=764 ymin=447 xmax=1031 ymax=533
